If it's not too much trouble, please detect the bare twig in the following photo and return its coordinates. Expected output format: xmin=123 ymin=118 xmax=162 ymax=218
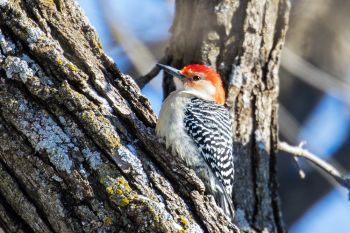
xmin=136 ymin=55 xmax=170 ymax=89
xmin=292 ymin=141 xmax=306 ymax=179
xmin=278 ymin=105 xmax=305 ymax=178
xmin=278 ymin=141 xmax=350 ymax=199
xmin=100 ymin=1 xmax=172 ymax=89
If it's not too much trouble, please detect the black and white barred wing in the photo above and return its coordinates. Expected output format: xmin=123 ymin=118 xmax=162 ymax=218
xmin=184 ymin=98 xmax=234 ymax=194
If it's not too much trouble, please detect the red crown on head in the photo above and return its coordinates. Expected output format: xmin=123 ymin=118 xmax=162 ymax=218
xmin=181 ymin=64 xmax=225 ymax=104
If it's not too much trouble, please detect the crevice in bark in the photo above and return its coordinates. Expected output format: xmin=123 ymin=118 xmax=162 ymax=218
xmin=250 ymin=93 xmax=260 ymax=229
xmin=58 ymin=186 xmax=87 ymax=231
xmin=269 ymin=140 xmax=286 ymax=233
xmin=0 ymin=159 xmax=56 ymax=233
xmin=0 ymin=192 xmax=34 ymax=233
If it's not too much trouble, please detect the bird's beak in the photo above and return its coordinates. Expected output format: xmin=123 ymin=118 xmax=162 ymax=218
xmin=157 ymin=64 xmax=186 ymax=79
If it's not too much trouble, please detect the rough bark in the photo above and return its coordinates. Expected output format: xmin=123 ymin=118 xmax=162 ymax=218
xmin=0 ymin=0 xmax=289 ymax=233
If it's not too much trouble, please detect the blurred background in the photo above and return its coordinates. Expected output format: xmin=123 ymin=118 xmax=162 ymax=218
xmin=77 ymin=0 xmax=350 ymax=232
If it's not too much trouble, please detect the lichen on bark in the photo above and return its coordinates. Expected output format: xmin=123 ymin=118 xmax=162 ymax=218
xmin=0 ymin=0 xmax=290 ymax=232
xmin=0 ymin=0 xmax=206 ymax=232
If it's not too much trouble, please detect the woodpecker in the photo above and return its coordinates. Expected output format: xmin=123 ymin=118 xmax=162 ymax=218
xmin=156 ymin=63 xmax=234 ymax=219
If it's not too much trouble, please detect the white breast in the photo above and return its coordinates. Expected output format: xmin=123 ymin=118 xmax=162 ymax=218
xmin=156 ymin=92 xmax=225 ymax=201
xmin=156 ymin=91 xmax=203 ymax=166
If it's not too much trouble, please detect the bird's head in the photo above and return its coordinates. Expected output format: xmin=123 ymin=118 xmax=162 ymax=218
xmin=157 ymin=64 xmax=225 ymax=105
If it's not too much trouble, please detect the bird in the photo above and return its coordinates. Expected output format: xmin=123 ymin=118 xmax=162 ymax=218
xmin=156 ymin=63 xmax=235 ymax=220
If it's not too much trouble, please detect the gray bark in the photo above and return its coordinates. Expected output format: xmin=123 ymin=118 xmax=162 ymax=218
xmin=0 ymin=0 xmax=290 ymax=232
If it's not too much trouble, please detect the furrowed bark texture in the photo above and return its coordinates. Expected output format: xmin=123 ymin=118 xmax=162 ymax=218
xmin=163 ymin=0 xmax=290 ymax=232
xmin=0 ymin=0 xmax=289 ymax=233
xmin=0 ymin=0 xmax=237 ymax=232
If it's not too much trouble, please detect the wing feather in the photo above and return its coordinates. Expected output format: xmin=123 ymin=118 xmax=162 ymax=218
xmin=184 ymin=98 xmax=234 ymax=194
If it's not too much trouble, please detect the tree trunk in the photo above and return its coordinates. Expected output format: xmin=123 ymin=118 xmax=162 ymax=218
xmin=0 ymin=0 xmax=289 ymax=233
xmin=163 ymin=0 xmax=290 ymax=232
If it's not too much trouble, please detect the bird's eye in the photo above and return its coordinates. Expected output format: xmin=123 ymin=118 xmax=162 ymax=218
xmin=193 ymin=76 xmax=201 ymax=81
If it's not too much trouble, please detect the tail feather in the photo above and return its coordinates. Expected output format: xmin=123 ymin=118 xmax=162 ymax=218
xmin=217 ymin=187 xmax=241 ymax=232
xmin=219 ymin=185 xmax=235 ymax=221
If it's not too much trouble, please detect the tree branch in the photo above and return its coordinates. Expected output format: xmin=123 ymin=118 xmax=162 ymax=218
xmin=278 ymin=141 xmax=350 ymax=198
xmin=135 ymin=56 xmax=170 ymax=89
